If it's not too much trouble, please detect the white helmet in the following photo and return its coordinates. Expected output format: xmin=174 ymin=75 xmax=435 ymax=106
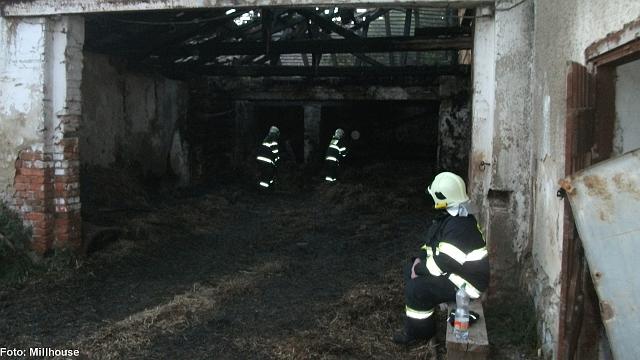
xmin=427 ymin=172 xmax=469 ymax=209
xmin=334 ymin=128 xmax=345 ymax=138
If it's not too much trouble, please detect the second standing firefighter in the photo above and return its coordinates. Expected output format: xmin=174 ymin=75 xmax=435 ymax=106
xmin=324 ymin=128 xmax=347 ymax=183
xmin=256 ymin=126 xmax=280 ymax=189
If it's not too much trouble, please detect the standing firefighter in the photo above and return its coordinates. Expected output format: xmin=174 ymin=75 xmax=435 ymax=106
xmin=256 ymin=126 xmax=281 ymax=189
xmin=324 ymin=128 xmax=347 ymax=183
xmin=393 ymin=172 xmax=490 ymax=345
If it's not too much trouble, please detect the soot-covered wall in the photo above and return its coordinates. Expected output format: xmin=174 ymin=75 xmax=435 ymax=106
xmin=81 ymin=53 xmax=189 ymax=177
xmin=321 ymin=101 xmax=441 ymax=164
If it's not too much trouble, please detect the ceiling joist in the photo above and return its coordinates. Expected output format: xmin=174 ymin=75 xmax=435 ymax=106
xmin=185 ymin=35 xmax=472 ymax=57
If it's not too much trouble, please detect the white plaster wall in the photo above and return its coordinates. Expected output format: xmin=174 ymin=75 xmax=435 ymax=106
xmin=0 ymin=17 xmax=47 ymax=201
xmin=81 ymin=53 xmax=188 ymax=176
xmin=614 ymin=59 xmax=640 ymax=156
xmin=530 ymin=0 xmax=640 ymax=356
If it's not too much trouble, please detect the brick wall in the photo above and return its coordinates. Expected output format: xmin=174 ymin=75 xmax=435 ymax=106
xmin=13 ymin=139 xmax=81 ymax=254
xmin=13 ymin=149 xmax=54 ymax=253
xmin=53 ymin=138 xmax=81 ymax=250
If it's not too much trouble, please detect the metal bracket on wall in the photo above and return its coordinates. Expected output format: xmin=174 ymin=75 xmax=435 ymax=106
xmin=479 ymin=160 xmax=491 ymax=171
xmin=557 ymin=187 xmax=567 ymax=199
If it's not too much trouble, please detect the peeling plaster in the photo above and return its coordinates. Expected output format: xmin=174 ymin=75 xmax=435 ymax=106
xmin=0 ymin=16 xmax=47 ymax=201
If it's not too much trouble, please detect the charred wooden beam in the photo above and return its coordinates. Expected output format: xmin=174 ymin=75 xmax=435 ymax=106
xmin=261 ymin=9 xmax=273 ymax=57
xmin=184 ymin=64 xmax=471 ymax=77
xmin=191 ymin=35 xmax=472 ymax=57
xmin=4 ymin=1 xmax=494 ymax=17
xmin=384 ymin=12 xmax=395 ymax=66
xmin=414 ymin=26 xmax=472 ymax=36
xmin=297 ymin=9 xmax=385 ymax=66
xmin=401 ymin=9 xmax=412 ymax=65
xmin=139 ymin=10 xmax=249 ymax=60
xmin=207 ymin=84 xmax=440 ymax=101
xmin=461 ymin=8 xmax=475 ymax=28
xmin=349 ymin=8 xmax=389 ymax=32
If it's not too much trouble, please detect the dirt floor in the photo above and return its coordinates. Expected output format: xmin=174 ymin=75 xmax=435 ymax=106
xmin=0 ymin=161 xmax=536 ymax=359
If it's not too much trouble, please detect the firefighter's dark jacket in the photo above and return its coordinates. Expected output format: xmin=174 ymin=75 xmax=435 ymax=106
xmin=325 ymin=136 xmax=347 ymax=161
xmin=414 ymin=213 xmax=490 ymax=292
xmin=257 ymin=133 xmax=279 ymax=165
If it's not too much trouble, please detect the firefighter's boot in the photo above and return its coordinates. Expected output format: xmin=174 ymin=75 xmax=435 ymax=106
xmin=392 ymin=316 xmax=436 ymax=345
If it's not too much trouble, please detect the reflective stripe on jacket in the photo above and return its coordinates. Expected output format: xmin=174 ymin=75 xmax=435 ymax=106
xmin=415 ymin=214 xmax=490 ymax=297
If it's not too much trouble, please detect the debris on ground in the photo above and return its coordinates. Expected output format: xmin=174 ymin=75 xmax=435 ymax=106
xmin=0 ymin=161 xmax=536 ymax=359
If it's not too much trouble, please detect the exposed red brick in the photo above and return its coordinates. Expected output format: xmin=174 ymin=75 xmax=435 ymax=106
xmin=17 ymin=168 xmax=46 ymax=176
xmin=19 ymin=152 xmax=44 ymax=161
xmin=13 ymin=175 xmax=31 ymax=184
xmin=31 ymin=237 xmax=48 ymax=254
xmin=14 ymin=145 xmax=82 ymax=253
xmin=64 ymin=152 xmax=80 ymax=160
xmin=28 ymin=176 xmax=47 ymax=184
xmin=24 ymin=212 xmax=47 ymax=222
xmin=54 ymin=175 xmax=79 ymax=183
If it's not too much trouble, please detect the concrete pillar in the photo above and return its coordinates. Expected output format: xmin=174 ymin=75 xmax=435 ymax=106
xmin=0 ymin=16 xmax=84 ymax=253
xmin=303 ymin=104 xmax=321 ymax=163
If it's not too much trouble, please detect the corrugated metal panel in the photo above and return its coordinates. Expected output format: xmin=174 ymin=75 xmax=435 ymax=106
xmin=563 ymin=148 xmax=640 ymax=360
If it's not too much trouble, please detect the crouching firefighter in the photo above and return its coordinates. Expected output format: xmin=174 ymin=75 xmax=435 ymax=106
xmin=393 ymin=171 xmax=490 ymax=345
xmin=256 ymin=126 xmax=281 ymax=189
xmin=323 ymin=128 xmax=347 ymax=183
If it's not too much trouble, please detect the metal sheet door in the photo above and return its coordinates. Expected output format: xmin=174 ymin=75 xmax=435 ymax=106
xmin=563 ymin=148 xmax=640 ymax=360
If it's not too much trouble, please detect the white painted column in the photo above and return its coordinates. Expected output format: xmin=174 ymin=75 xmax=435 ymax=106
xmin=468 ymin=6 xmax=496 ymax=227
xmin=45 ymin=15 xmax=85 ymax=250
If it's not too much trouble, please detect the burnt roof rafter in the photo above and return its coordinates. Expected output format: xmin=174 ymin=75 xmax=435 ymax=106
xmin=180 ymin=64 xmax=471 ymax=77
xmin=180 ymin=35 xmax=472 ymax=57
xmin=84 ymin=6 xmax=475 ymax=78
xmin=295 ymin=8 xmax=385 ymax=66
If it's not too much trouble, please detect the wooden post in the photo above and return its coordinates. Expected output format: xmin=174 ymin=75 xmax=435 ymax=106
xmin=446 ymin=301 xmax=489 ymax=360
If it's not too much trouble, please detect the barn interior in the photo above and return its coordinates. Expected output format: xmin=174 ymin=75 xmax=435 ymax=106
xmin=0 ymin=6 xmax=537 ymax=359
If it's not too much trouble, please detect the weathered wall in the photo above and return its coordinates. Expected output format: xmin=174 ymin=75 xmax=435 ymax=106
xmin=470 ymin=1 xmax=640 ymax=357
xmin=484 ymin=0 xmax=535 ymax=302
xmin=613 ymin=59 xmax=640 ymax=156
xmin=0 ymin=15 xmax=85 ymax=252
xmin=81 ymin=53 xmax=189 ymax=177
xmin=469 ymin=2 xmax=533 ymax=304
xmin=529 ymin=0 xmax=640 ymax=357
xmin=0 ymin=17 xmax=47 ymax=203
xmin=438 ymin=96 xmax=471 ymax=177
